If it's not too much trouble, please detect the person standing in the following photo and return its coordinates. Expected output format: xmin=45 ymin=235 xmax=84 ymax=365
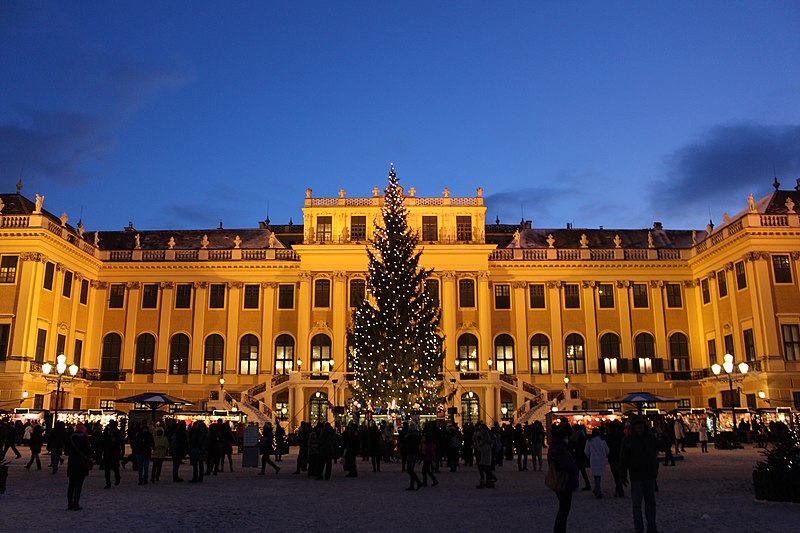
xmin=343 ymin=422 xmax=359 ymax=478
xmin=1 ymin=420 xmax=22 ymax=459
xmin=619 ymin=417 xmax=660 ymax=533
xmin=318 ymin=422 xmax=337 ymax=480
xmin=420 ymin=432 xmax=438 ymax=487
xmin=220 ymin=421 xmax=234 ymax=472
xmin=259 ymin=422 xmax=280 ymax=475
xmin=101 ymin=420 xmax=123 ymax=488
xmin=606 ymin=420 xmax=626 ymax=497
xmin=698 ymin=420 xmax=709 ymax=453
xmin=294 ymin=421 xmax=310 ymax=474
xmin=673 ymin=416 xmax=686 ymax=455
xmin=513 ymin=423 xmax=529 ymax=471
xmin=584 ymin=427 xmax=610 ymax=498
xmin=188 ymin=420 xmax=207 ymax=483
xmin=171 ymin=420 xmax=189 ymax=482
xmin=48 ymin=421 xmax=67 ymax=474
xmin=530 ymin=420 xmax=546 ymax=472
xmin=151 ymin=427 xmax=169 ymax=482
xmin=570 ymin=424 xmax=592 ymax=490
xmin=547 ymin=425 xmax=579 ymax=533
xmin=135 ymin=425 xmax=155 ymax=485
xmin=368 ymin=421 xmax=383 ymax=473
xmin=25 ymin=425 xmax=44 ymax=470
xmin=66 ymin=423 xmax=92 ymax=511
xmin=476 ymin=425 xmax=497 ymax=489
xmin=274 ymin=422 xmax=286 ymax=463
xmin=402 ymin=421 xmax=422 ymax=490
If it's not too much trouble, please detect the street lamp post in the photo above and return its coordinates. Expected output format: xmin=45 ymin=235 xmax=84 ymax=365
xmin=711 ymin=353 xmax=749 ymax=434
xmin=42 ymin=354 xmax=79 ymax=430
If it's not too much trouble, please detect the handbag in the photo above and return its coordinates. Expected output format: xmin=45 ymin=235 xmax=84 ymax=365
xmin=544 ymin=465 xmax=570 ymax=492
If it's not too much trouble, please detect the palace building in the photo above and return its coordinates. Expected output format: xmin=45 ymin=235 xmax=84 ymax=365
xmin=1 ymin=179 xmax=799 ymax=429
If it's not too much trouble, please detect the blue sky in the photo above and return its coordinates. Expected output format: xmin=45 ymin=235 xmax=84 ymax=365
xmin=2 ymin=1 xmax=799 ymax=232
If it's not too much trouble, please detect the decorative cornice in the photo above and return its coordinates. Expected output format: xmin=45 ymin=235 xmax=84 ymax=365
xmin=261 ymin=281 xmax=278 ymax=289
xmin=91 ymin=281 xmax=108 ymax=289
xmin=441 ymin=271 xmax=456 ymax=280
xmin=683 ymin=280 xmax=696 ymax=288
xmin=791 ymin=251 xmax=800 ymax=260
xmin=333 ymin=271 xmax=346 ymax=279
xmin=649 ymin=280 xmax=664 ymax=288
xmin=615 ymin=280 xmax=630 ymax=288
xmin=477 ymin=270 xmax=490 ymax=280
xmin=73 ymin=272 xmax=84 ymax=282
xmin=227 ymin=281 xmax=243 ymax=289
xmin=20 ymin=252 xmax=46 ymax=263
xmin=546 ymin=280 xmax=562 ymax=289
xmin=56 ymin=262 xmax=67 ymax=272
xmin=581 ymin=280 xmax=595 ymax=289
xmin=160 ymin=281 xmax=174 ymax=289
xmin=126 ymin=281 xmax=140 ymax=290
xmin=511 ymin=281 xmax=527 ymax=289
xmin=193 ymin=281 xmax=208 ymax=289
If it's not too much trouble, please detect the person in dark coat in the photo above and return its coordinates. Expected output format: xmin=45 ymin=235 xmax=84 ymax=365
xmin=548 ymin=424 xmax=579 ymax=533
xmin=101 ymin=420 xmax=123 ymax=488
xmin=569 ymin=424 xmax=592 ymax=490
xmin=205 ymin=421 xmax=222 ymax=475
xmin=188 ymin=420 xmax=207 ymax=483
xmin=170 ymin=420 xmax=189 ymax=482
xmin=513 ymin=423 xmax=529 ymax=471
xmin=1 ymin=420 xmax=22 ymax=459
xmin=25 ymin=425 xmax=44 ymax=470
xmin=274 ymin=422 xmax=286 ymax=462
xmin=66 ymin=423 xmax=92 ymax=511
xmin=48 ymin=421 xmax=67 ymax=474
xmin=318 ymin=423 xmax=337 ymax=480
xmin=259 ymin=422 xmax=280 ymax=475
xmin=619 ymin=417 xmax=661 ymax=533
xmin=367 ymin=421 xmax=383 ymax=473
xmin=294 ymin=421 xmax=310 ymax=474
xmin=219 ymin=420 xmax=234 ymax=472
xmin=605 ymin=420 xmax=626 ymax=497
xmin=343 ymin=422 xmax=359 ymax=477
xmin=135 ymin=425 xmax=155 ymax=485
xmin=401 ymin=421 xmax=422 ymax=490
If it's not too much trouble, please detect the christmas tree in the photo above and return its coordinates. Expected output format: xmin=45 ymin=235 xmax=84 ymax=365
xmin=349 ymin=166 xmax=444 ymax=413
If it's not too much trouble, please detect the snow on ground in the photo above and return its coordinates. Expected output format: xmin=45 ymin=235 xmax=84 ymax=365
xmin=0 ymin=445 xmax=796 ymax=533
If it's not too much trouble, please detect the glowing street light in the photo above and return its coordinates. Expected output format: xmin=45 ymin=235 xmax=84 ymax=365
xmin=711 ymin=353 xmax=749 ymax=435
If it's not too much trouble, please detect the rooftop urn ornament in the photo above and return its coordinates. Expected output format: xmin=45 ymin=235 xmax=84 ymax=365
xmin=747 ymin=193 xmax=757 ymax=213
xmin=60 ymin=212 xmax=68 ymax=227
xmin=305 ymin=188 xmax=312 ymax=198
xmin=201 ymin=234 xmax=209 ymax=249
xmin=338 ymin=188 xmax=346 ymax=198
xmin=723 ymin=212 xmax=730 ymax=225
xmin=408 ymin=186 xmax=416 ymax=197
xmin=134 ymin=234 xmax=141 ymax=249
xmin=93 ymin=231 xmax=100 ymax=247
xmin=168 ymin=236 xmax=176 ymax=249
xmin=233 ymin=235 xmax=241 ymax=249
xmin=785 ymin=197 xmax=796 ymax=214
xmin=546 ymin=233 xmax=555 ymax=248
xmin=647 ymin=231 xmax=654 ymax=249
xmin=580 ymin=233 xmax=589 ymax=248
xmin=476 ymin=187 xmax=483 ymax=197
xmin=613 ymin=234 xmax=622 ymax=249
xmin=33 ymin=194 xmax=44 ymax=214
xmin=442 ymin=187 xmax=450 ymax=198
xmin=372 ymin=186 xmax=380 ymax=197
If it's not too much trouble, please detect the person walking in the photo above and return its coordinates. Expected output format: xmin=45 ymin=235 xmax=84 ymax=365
xmin=619 ymin=417 xmax=660 ymax=533
xmin=584 ymin=427 xmax=610 ymax=498
xmin=420 ymin=431 xmax=438 ymax=487
xmin=274 ymin=422 xmax=286 ymax=463
xmin=1 ymin=420 xmax=22 ymax=460
xmin=259 ymin=422 xmax=280 ymax=475
xmin=402 ymin=421 xmax=422 ymax=490
xmin=220 ymin=421 xmax=235 ymax=472
xmin=171 ymin=420 xmax=189 ymax=482
xmin=446 ymin=425 xmax=461 ymax=472
xmin=513 ymin=423 xmax=529 ymax=471
xmin=673 ymin=416 xmax=686 ymax=455
xmin=698 ymin=420 xmax=709 ymax=453
xmin=530 ymin=420 xmax=546 ymax=472
xmin=101 ymin=420 xmax=123 ymax=488
xmin=66 ymin=423 xmax=92 ymax=511
xmin=47 ymin=421 xmax=67 ymax=474
xmin=151 ymin=427 xmax=169 ymax=482
xmin=318 ymin=422 xmax=337 ymax=480
xmin=547 ymin=424 xmax=579 ymax=533
xmin=343 ymin=422 xmax=359 ymax=478
xmin=25 ymin=425 xmax=43 ymax=470
xmin=135 ymin=425 xmax=155 ymax=485
xmin=660 ymin=421 xmax=676 ymax=467
xmin=606 ymin=420 xmax=626 ymax=497
xmin=570 ymin=424 xmax=592 ymax=490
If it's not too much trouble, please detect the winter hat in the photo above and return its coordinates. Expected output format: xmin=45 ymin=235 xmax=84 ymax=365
xmin=75 ymin=423 xmax=86 ymax=433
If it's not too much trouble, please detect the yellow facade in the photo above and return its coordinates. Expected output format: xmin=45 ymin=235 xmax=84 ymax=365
xmin=1 ymin=186 xmax=799 ymax=429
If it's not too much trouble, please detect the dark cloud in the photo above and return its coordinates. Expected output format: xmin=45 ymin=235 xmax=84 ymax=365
xmin=654 ymin=123 xmax=800 ymax=212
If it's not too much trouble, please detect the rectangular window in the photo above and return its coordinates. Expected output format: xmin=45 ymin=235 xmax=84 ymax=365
xmin=350 ymin=216 xmax=367 ymax=241
xmin=209 ymin=284 xmax=226 ymax=308
xmin=707 ymin=338 xmax=717 ymax=365
xmin=0 ymin=324 xmax=9 ymax=361
xmin=597 ymin=284 xmax=614 ymax=308
xmin=73 ymin=398 xmax=81 ymax=410
xmin=494 ymin=284 xmax=510 ymax=309
xmin=243 ymin=284 xmax=260 ymax=309
xmin=0 ymin=256 xmax=18 ymax=283
xmin=314 ymin=279 xmax=330 ymax=308
xmin=665 ymin=283 xmax=682 ymax=308
xmin=35 ymin=328 xmax=47 ymax=363
xmin=142 ymin=284 xmax=159 ymax=309
xmin=772 ymin=255 xmax=793 ymax=283
xmin=724 ymin=334 xmax=734 ymax=357
xmin=56 ymin=334 xmax=66 ymax=357
xmin=316 ymin=216 xmax=332 ymax=242
xmin=735 ymin=261 xmax=747 ymax=290
xmin=564 ymin=284 xmax=580 ymax=309
xmin=425 ymin=279 xmax=439 ymax=306
xmin=100 ymin=399 xmax=115 ymax=410
xmin=62 ymin=270 xmax=73 ymax=298
xmin=74 ymin=338 xmax=83 ymax=366
xmin=632 ymin=283 xmax=648 ymax=308
xmin=743 ymin=329 xmax=756 ymax=362
xmin=717 ymin=270 xmax=728 ymax=298
xmin=109 ymin=284 xmax=125 ymax=308
xmin=43 ymin=261 xmax=55 ymax=290
xmin=459 ymin=279 xmax=475 ymax=308
xmin=349 ymin=279 xmax=366 ymax=308
xmin=175 ymin=284 xmax=192 ymax=309
xmin=456 ymin=216 xmax=472 ymax=242
xmin=79 ymin=279 xmax=89 ymax=305
xmin=34 ymin=394 xmax=44 ymax=410
xmin=701 ymin=278 xmax=710 ymax=304
xmin=422 ymin=216 xmax=438 ymax=241
xmin=278 ymin=284 xmax=294 ymax=309
xmin=783 ymin=324 xmax=800 ymax=361
xmin=746 ymin=393 xmax=757 ymax=410
xmin=529 ymin=284 xmax=545 ymax=309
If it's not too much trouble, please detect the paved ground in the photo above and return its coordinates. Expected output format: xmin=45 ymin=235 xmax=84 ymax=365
xmin=0 ymin=445 xmax=795 ymax=532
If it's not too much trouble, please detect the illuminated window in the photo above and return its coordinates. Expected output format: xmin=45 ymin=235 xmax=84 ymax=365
xmin=669 ymin=333 xmax=690 ymax=371
xmin=772 ymin=255 xmax=792 ymax=283
xmin=565 ymin=333 xmax=585 ymax=374
xmin=494 ymin=334 xmax=514 ymax=375
xmin=274 ymin=334 xmax=295 ymax=374
xmin=239 ymin=334 xmax=259 ymax=375
xmin=530 ymin=334 xmax=550 ymax=375
xmin=0 ymin=256 xmax=18 ymax=283
xmin=457 ymin=334 xmax=479 ymax=371
xmin=311 ymin=334 xmax=332 ymax=373
xmin=204 ymin=334 xmax=224 ymax=375
xmin=316 ymin=216 xmax=332 ymax=242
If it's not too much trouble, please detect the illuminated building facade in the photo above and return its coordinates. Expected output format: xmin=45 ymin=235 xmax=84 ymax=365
xmin=1 ymin=181 xmax=799 ymax=428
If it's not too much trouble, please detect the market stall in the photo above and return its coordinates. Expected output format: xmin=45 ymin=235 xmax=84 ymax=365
xmin=546 ymin=410 xmax=623 ymax=431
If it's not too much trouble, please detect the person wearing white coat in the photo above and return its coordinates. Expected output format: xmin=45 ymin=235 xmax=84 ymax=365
xmin=584 ymin=427 xmax=610 ymax=498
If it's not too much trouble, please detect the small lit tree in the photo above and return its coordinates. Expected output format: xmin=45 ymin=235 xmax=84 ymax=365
xmin=349 ymin=166 xmax=444 ymax=412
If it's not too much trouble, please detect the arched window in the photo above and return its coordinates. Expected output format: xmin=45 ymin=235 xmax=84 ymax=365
xmin=204 ymin=334 xmax=224 ymax=375
xmin=461 ymin=392 xmax=480 ymax=426
xmin=494 ymin=334 xmax=515 ymax=375
xmin=670 ymin=332 xmax=690 ymax=371
xmin=346 ymin=339 xmax=355 ymax=373
xmin=565 ymin=333 xmax=585 ymax=374
xmin=101 ymin=333 xmax=122 ymax=376
xmin=239 ymin=334 xmax=259 ymax=375
xmin=169 ymin=334 xmax=189 ymax=375
xmin=310 ymin=391 xmax=329 ymax=426
xmin=600 ymin=333 xmax=621 ymax=358
xmin=457 ymin=333 xmax=479 ymax=371
xmin=311 ymin=334 xmax=332 ymax=373
xmin=635 ymin=332 xmax=655 ymax=358
xmin=274 ymin=334 xmax=294 ymax=375
xmin=530 ymin=334 xmax=550 ymax=375
xmin=135 ymin=333 xmax=155 ymax=374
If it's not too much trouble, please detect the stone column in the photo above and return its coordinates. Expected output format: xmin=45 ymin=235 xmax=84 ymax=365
xmin=477 ymin=271 xmax=492 ymax=370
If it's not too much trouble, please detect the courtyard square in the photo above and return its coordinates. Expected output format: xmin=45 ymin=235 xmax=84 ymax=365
xmin=1 ymin=445 xmax=795 ymax=533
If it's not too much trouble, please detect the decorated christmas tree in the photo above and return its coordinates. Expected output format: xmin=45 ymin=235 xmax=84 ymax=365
xmin=348 ymin=166 xmax=444 ymax=412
